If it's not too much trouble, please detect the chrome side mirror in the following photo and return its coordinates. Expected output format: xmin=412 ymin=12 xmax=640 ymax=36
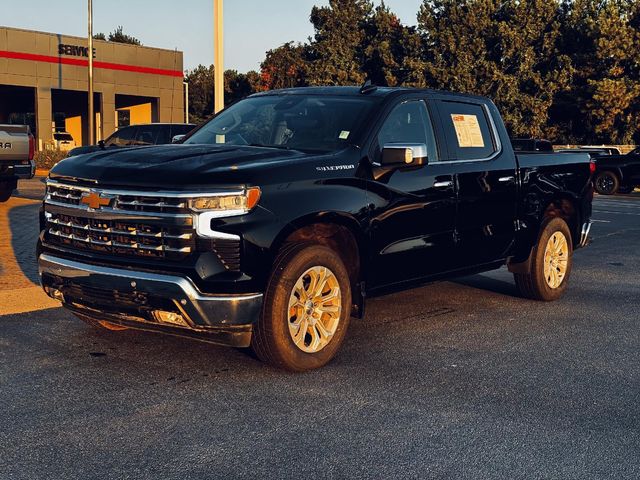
xmin=172 ymin=134 xmax=186 ymax=144
xmin=380 ymin=143 xmax=429 ymax=168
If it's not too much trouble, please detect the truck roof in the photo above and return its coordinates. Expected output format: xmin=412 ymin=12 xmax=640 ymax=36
xmin=251 ymin=86 xmax=490 ymax=102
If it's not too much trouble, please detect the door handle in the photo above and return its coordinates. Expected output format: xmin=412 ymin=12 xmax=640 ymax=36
xmin=433 ymin=180 xmax=453 ymax=189
xmin=498 ymin=176 xmax=516 ymax=183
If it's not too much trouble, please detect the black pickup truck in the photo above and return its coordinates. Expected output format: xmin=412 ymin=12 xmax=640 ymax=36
xmin=592 ymin=147 xmax=640 ymax=195
xmin=38 ymin=86 xmax=594 ymax=371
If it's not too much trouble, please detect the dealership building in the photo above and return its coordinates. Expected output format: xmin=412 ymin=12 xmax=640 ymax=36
xmin=0 ymin=26 xmax=185 ymax=149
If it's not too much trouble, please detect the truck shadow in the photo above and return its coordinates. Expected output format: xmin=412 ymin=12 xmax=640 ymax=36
xmin=452 ymin=273 xmax=519 ymax=297
xmin=6 ymin=202 xmax=41 ymax=286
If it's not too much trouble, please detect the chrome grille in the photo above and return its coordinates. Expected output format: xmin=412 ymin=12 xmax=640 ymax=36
xmin=46 ymin=212 xmax=195 ymax=259
xmin=44 ymin=180 xmax=243 ymax=270
xmin=46 ymin=181 xmax=191 ymax=214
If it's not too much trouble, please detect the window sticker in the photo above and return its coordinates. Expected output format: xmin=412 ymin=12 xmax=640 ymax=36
xmin=215 ymin=134 xmax=226 ymax=144
xmin=339 ymin=130 xmax=350 ymax=140
xmin=451 ymin=114 xmax=485 ymax=148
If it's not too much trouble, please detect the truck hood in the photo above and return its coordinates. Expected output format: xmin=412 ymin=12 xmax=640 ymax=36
xmin=50 ymin=144 xmax=341 ymax=189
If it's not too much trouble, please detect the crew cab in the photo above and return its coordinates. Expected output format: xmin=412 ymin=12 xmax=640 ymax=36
xmin=0 ymin=124 xmax=35 ymax=202
xmin=38 ymin=86 xmax=594 ymax=371
xmin=592 ymin=147 xmax=640 ymax=195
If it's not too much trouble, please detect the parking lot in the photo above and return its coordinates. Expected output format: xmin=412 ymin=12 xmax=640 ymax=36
xmin=1 ymin=177 xmax=639 ymax=479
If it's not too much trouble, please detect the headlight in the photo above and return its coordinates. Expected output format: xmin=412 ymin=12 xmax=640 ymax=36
xmin=191 ymin=187 xmax=261 ymax=238
xmin=189 ymin=187 xmax=261 ymax=215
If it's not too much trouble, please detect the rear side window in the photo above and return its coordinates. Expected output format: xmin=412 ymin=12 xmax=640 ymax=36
xmin=438 ymin=101 xmax=496 ymax=160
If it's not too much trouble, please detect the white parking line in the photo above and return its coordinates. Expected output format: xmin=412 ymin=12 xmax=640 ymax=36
xmin=591 ymin=219 xmax=611 ymax=223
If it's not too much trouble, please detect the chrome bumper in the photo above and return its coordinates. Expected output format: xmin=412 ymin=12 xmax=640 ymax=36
xmin=38 ymin=254 xmax=263 ymax=346
xmin=6 ymin=160 xmax=36 ymax=179
xmin=578 ymin=221 xmax=592 ymax=248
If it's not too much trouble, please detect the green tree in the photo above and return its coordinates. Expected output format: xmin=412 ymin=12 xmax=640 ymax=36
xmin=306 ymin=0 xmax=373 ymax=85
xmin=418 ymin=0 xmax=571 ymax=139
xmin=362 ymin=2 xmax=426 ymax=87
xmin=93 ymin=27 xmax=142 ymax=45
xmin=260 ymin=42 xmax=309 ymax=90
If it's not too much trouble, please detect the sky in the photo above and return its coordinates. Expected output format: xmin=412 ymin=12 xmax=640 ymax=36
xmin=3 ymin=0 xmax=424 ymax=73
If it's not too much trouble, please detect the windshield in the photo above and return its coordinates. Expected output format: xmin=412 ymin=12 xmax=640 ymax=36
xmin=185 ymin=95 xmax=379 ymax=153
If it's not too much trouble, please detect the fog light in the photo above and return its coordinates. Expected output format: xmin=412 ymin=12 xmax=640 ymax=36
xmin=45 ymin=287 xmax=65 ymax=302
xmin=153 ymin=310 xmax=189 ymax=327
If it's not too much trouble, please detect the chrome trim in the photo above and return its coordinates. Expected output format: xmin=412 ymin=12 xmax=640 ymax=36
xmin=38 ymin=254 xmax=263 ymax=328
xmin=44 ymin=198 xmax=194 ymax=219
xmin=46 ymin=178 xmax=244 ymax=199
xmin=433 ymin=180 xmax=453 ymax=188
xmin=46 ymin=216 xmax=193 ymax=240
xmin=46 ymin=228 xmax=193 ymax=253
xmin=498 ymin=176 xmax=516 ymax=183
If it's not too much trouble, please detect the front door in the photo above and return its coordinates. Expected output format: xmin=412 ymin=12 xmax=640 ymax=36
xmin=367 ymin=99 xmax=457 ymax=289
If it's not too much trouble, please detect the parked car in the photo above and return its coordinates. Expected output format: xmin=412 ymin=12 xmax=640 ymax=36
xmin=0 ymin=124 xmax=35 ymax=202
xmin=511 ymin=138 xmax=553 ymax=152
xmin=592 ymin=147 xmax=640 ymax=195
xmin=53 ymin=131 xmax=76 ymax=151
xmin=66 ymin=123 xmax=196 ymax=157
xmin=38 ymin=86 xmax=594 ymax=371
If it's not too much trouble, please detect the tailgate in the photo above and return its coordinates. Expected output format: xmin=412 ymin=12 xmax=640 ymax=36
xmin=0 ymin=125 xmax=30 ymax=162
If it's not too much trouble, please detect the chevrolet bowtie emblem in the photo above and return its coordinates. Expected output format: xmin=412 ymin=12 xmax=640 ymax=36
xmin=80 ymin=192 xmax=111 ymax=209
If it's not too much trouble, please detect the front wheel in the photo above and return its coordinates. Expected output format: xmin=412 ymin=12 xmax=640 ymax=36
xmin=594 ymin=171 xmax=619 ymax=195
xmin=514 ymin=217 xmax=573 ymax=301
xmin=251 ymin=244 xmax=352 ymax=372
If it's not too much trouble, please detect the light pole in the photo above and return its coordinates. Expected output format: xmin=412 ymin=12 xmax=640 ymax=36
xmin=87 ymin=0 xmax=95 ymax=144
xmin=183 ymin=80 xmax=189 ymax=123
xmin=214 ymin=0 xmax=224 ymax=113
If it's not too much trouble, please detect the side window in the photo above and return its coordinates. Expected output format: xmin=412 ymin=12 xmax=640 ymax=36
xmin=438 ymin=100 xmax=496 ymax=160
xmin=155 ymin=125 xmax=172 ymax=145
xmin=376 ymin=101 xmax=438 ymax=162
xmin=133 ymin=125 xmax=160 ymax=146
xmin=106 ymin=126 xmax=137 ymax=146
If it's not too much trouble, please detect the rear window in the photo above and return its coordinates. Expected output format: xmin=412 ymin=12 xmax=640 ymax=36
xmin=54 ymin=133 xmax=73 ymax=141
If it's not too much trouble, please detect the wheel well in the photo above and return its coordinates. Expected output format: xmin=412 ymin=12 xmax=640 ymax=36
xmin=543 ymin=198 xmax=579 ymax=246
xmin=283 ymin=223 xmax=361 ymax=284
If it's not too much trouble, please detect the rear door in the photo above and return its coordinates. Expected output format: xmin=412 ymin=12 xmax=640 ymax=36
xmin=367 ymin=98 xmax=457 ymax=288
xmin=434 ymin=98 xmax=518 ymax=266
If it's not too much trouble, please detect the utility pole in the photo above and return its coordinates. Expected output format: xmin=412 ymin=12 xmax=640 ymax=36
xmin=214 ymin=0 xmax=224 ymax=113
xmin=183 ymin=80 xmax=189 ymax=123
xmin=87 ymin=0 xmax=95 ymax=144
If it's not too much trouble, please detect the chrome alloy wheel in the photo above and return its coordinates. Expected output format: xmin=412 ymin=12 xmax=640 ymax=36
xmin=543 ymin=231 xmax=569 ymax=289
xmin=287 ymin=266 xmax=342 ymax=353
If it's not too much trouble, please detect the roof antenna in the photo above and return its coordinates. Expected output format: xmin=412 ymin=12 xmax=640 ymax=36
xmin=360 ymin=80 xmax=378 ymax=95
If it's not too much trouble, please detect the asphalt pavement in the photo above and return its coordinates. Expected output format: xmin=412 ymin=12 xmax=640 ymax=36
xmin=1 ymin=178 xmax=639 ymax=479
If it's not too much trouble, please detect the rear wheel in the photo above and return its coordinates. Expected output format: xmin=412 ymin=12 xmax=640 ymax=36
xmin=73 ymin=312 xmax=130 ymax=331
xmin=0 ymin=181 xmax=14 ymax=202
xmin=594 ymin=171 xmax=619 ymax=195
xmin=251 ymin=244 xmax=352 ymax=372
xmin=514 ymin=217 xmax=573 ymax=301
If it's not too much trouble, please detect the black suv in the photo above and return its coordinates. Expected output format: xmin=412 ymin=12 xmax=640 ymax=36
xmin=67 ymin=123 xmax=196 ymax=157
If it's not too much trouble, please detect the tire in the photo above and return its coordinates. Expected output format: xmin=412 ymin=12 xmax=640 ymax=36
xmin=0 ymin=183 xmax=13 ymax=202
xmin=251 ymin=243 xmax=352 ymax=372
xmin=514 ymin=217 xmax=573 ymax=302
xmin=73 ymin=312 xmax=130 ymax=331
xmin=594 ymin=171 xmax=619 ymax=195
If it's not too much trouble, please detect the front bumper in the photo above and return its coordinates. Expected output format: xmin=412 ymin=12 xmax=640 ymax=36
xmin=38 ymin=253 xmax=263 ymax=347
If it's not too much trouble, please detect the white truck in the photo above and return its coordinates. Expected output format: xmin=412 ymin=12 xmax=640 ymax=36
xmin=0 ymin=125 xmax=35 ymax=202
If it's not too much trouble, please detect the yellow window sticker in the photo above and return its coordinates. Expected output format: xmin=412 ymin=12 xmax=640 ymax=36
xmin=451 ymin=114 xmax=485 ymax=148
xmin=339 ymin=130 xmax=350 ymax=140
